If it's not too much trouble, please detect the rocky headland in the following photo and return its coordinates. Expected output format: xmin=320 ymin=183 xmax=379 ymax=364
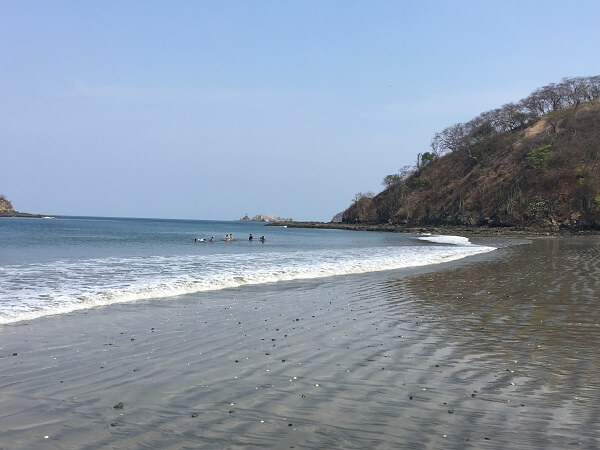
xmin=0 ymin=195 xmax=43 ymax=218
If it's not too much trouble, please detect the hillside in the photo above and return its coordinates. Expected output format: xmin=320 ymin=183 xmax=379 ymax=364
xmin=343 ymin=77 xmax=600 ymax=231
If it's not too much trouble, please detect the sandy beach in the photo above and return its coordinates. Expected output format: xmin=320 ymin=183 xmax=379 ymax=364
xmin=1 ymin=235 xmax=599 ymax=449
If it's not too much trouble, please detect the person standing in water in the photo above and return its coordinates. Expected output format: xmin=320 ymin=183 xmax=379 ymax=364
xmin=249 ymin=233 xmax=253 ymax=241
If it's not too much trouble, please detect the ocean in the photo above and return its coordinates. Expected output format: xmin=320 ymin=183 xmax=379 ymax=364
xmin=0 ymin=216 xmax=495 ymax=324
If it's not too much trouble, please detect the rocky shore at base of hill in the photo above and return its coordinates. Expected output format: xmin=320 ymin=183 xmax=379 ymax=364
xmin=268 ymin=220 xmax=600 ymax=236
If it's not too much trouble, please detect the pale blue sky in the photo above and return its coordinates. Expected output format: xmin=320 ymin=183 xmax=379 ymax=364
xmin=2 ymin=1 xmax=599 ymax=220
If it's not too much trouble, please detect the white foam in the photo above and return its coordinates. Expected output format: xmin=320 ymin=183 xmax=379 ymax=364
xmin=417 ymin=235 xmax=473 ymax=246
xmin=0 ymin=243 xmax=495 ymax=324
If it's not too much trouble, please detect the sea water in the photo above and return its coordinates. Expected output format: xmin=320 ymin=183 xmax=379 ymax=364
xmin=0 ymin=216 xmax=495 ymax=324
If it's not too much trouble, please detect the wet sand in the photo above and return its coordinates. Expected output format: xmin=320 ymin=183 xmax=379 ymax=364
xmin=0 ymin=236 xmax=599 ymax=449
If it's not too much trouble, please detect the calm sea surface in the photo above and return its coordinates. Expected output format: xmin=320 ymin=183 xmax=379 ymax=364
xmin=0 ymin=217 xmax=495 ymax=324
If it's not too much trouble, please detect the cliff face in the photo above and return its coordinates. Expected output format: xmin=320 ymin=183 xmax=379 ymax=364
xmin=344 ymin=100 xmax=600 ymax=230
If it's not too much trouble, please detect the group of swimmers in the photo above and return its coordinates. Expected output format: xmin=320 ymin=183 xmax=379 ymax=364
xmin=194 ymin=233 xmax=265 ymax=243
xmin=248 ymin=234 xmax=266 ymax=243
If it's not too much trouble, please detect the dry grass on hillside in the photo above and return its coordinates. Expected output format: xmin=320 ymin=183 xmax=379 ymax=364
xmin=345 ymin=100 xmax=600 ymax=230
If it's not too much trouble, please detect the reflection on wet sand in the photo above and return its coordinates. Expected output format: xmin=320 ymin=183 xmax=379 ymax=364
xmin=384 ymin=236 xmax=600 ymax=448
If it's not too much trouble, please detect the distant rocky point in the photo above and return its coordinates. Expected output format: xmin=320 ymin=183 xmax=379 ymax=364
xmin=240 ymin=213 xmax=292 ymax=223
xmin=0 ymin=196 xmax=13 ymax=213
xmin=0 ymin=195 xmax=44 ymax=218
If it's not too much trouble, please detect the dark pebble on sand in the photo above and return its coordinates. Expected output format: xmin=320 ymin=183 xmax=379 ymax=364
xmin=301 ymin=394 xmax=305 ymax=398
xmin=235 ymin=360 xmax=239 ymax=363
xmin=282 ymin=359 xmax=286 ymax=362
xmin=191 ymin=412 xmax=199 ymax=418
xmin=229 ymin=410 xmax=234 ymax=414
xmin=12 ymin=353 xmax=17 ymax=356
xmin=448 ymin=409 xmax=454 ymax=414
xmin=113 ymin=402 xmax=124 ymax=410
xmin=288 ymin=423 xmax=293 ymax=427
xmin=111 ymin=423 xmax=120 ymax=427
xmin=409 ymin=396 xmax=413 ymax=400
